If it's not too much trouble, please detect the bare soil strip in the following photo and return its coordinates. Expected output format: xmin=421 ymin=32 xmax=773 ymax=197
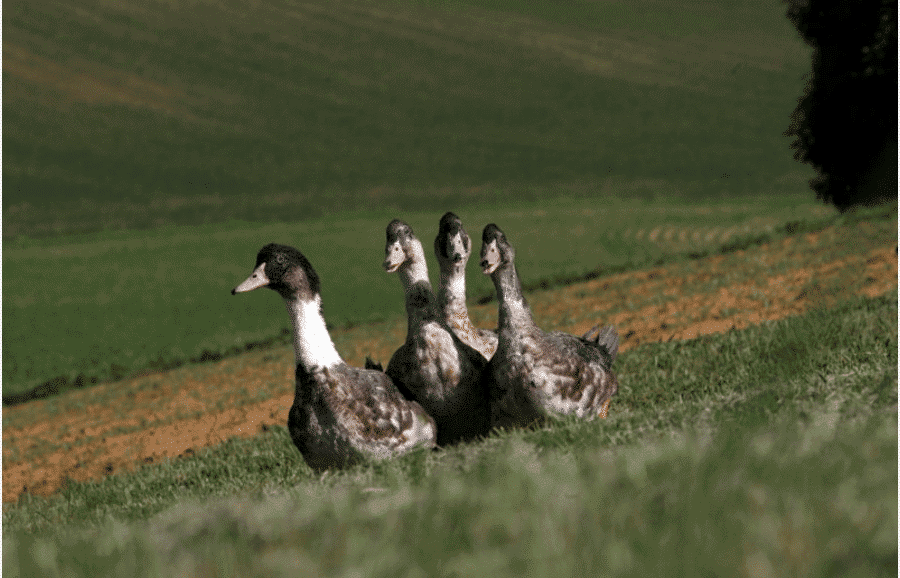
xmin=3 ymin=221 xmax=896 ymax=504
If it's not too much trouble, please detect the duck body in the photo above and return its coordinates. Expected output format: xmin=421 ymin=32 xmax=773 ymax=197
xmin=384 ymin=220 xmax=491 ymax=445
xmin=434 ymin=212 xmax=498 ymax=361
xmin=490 ymin=321 xmax=619 ymax=428
xmin=289 ymin=361 xmax=436 ymax=470
xmin=480 ymin=225 xmax=619 ymax=429
xmin=233 ymin=243 xmax=436 ymax=471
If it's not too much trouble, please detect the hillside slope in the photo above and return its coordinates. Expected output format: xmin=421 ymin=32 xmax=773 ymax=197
xmin=3 ymin=0 xmax=809 ymax=235
xmin=3 ymin=215 xmax=895 ymax=504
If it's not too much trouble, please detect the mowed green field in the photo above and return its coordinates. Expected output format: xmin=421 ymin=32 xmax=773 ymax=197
xmin=4 ymin=293 xmax=896 ymax=577
xmin=4 ymin=0 xmax=810 ymax=238
xmin=3 ymin=0 xmax=819 ymax=398
xmin=3 ymin=195 xmax=832 ymax=399
xmin=3 ymin=2 xmax=897 ymax=573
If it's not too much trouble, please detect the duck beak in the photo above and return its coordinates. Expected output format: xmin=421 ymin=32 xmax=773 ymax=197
xmin=232 ymin=262 xmax=270 ymax=294
xmin=383 ymin=242 xmax=405 ymax=273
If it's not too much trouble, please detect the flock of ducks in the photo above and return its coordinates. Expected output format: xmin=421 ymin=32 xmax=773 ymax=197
xmin=232 ymin=212 xmax=619 ymax=471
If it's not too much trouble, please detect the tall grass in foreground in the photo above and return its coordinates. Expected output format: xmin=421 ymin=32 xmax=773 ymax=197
xmin=4 ymin=293 xmax=896 ymax=577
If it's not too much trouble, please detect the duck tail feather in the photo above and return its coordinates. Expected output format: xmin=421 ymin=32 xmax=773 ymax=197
xmin=581 ymin=324 xmax=600 ymax=342
xmin=594 ymin=325 xmax=619 ymax=365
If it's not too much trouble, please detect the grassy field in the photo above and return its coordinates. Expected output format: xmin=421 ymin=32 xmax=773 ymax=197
xmin=3 ymin=0 xmax=810 ymax=238
xmin=2 ymin=0 xmax=823 ymax=398
xmin=2 ymin=0 xmax=898 ymax=577
xmin=3 ymin=1 xmax=896 ymax=574
xmin=3 ymin=207 xmax=894 ymax=503
xmin=4 ymin=292 xmax=896 ymax=577
xmin=2 ymin=194 xmax=835 ymax=401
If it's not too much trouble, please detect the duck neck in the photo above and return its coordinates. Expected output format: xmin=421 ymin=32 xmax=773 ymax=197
xmin=404 ymin=280 xmax=440 ymax=337
xmin=438 ymin=262 xmax=471 ymax=327
xmin=492 ymin=263 xmax=534 ymax=331
xmin=283 ymin=295 xmax=342 ymax=371
xmin=398 ymin=242 xmax=437 ymax=331
xmin=398 ymin=242 xmax=430 ymax=289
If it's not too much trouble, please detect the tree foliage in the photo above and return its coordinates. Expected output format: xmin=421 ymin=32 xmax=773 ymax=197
xmin=785 ymin=0 xmax=897 ymax=210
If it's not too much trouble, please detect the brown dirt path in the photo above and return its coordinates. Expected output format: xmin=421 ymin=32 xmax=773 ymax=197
xmin=3 ymin=220 xmax=896 ymax=504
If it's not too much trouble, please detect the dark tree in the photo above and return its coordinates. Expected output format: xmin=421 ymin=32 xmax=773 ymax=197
xmin=784 ymin=0 xmax=897 ymax=211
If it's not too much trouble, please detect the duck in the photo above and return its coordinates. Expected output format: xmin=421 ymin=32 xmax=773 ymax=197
xmin=232 ymin=243 xmax=436 ymax=471
xmin=434 ymin=212 xmax=499 ymax=361
xmin=383 ymin=219 xmax=491 ymax=445
xmin=479 ymin=224 xmax=619 ymax=429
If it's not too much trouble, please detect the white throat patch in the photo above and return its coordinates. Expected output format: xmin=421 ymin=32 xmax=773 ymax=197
xmin=285 ymin=297 xmax=342 ymax=369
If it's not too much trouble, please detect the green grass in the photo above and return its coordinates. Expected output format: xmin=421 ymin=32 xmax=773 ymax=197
xmin=4 ymin=2 xmax=895 ymax=573
xmin=3 ymin=0 xmax=811 ymax=238
xmin=2 ymin=194 xmax=839 ymax=400
xmin=4 ymin=293 xmax=896 ymax=577
xmin=2 ymin=0 xmax=830 ymax=398
xmin=426 ymin=0 xmax=797 ymax=38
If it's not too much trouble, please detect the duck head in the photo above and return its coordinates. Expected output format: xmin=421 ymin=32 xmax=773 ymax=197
xmin=232 ymin=243 xmax=321 ymax=301
xmin=383 ymin=219 xmax=418 ymax=273
xmin=480 ymin=224 xmax=514 ymax=275
xmin=434 ymin=211 xmax=471 ymax=267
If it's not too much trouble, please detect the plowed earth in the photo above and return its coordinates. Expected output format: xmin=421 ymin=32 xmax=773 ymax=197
xmin=3 ymin=219 xmax=896 ymax=504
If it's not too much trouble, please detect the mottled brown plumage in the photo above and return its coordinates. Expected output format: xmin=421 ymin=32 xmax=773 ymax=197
xmin=290 ymin=362 xmax=435 ymax=470
xmin=479 ymin=225 xmax=619 ymax=428
xmin=234 ymin=243 xmax=436 ymax=471
xmin=384 ymin=220 xmax=491 ymax=445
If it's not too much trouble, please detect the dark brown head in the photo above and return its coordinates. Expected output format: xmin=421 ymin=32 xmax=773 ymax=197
xmin=232 ymin=243 xmax=321 ymax=301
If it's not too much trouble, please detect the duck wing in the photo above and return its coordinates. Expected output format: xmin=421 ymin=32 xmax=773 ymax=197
xmin=449 ymin=335 xmax=492 ymax=441
xmin=290 ymin=364 xmax=436 ymax=470
xmin=387 ymin=325 xmax=491 ymax=445
xmin=384 ymin=343 xmax=419 ymax=402
xmin=335 ymin=365 xmax=437 ymax=458
xmin=526 ymin=330 xmax=619 ymax=420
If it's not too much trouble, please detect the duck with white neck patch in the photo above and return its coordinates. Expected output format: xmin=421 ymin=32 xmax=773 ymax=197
xmin=232 ymin=243 xmax=436 ymax=471
xmin=383 ymin=219 xmax=491 ymax=445
xmin=480 ymin=224 xmax=619 ymax=429
xmin=434 ymin=212 xmax=499 ymax=362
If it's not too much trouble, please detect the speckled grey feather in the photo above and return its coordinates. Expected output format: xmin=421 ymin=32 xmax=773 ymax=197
xmin=434 ymin=212 xmax=499 ymax=361
xmin=290 ymin=362 xmax=436 ymax=470
xmin=480 ymin=225 xmax=619 ymax=428
xmin=384 ymin=220 xmax=491 ymax=445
